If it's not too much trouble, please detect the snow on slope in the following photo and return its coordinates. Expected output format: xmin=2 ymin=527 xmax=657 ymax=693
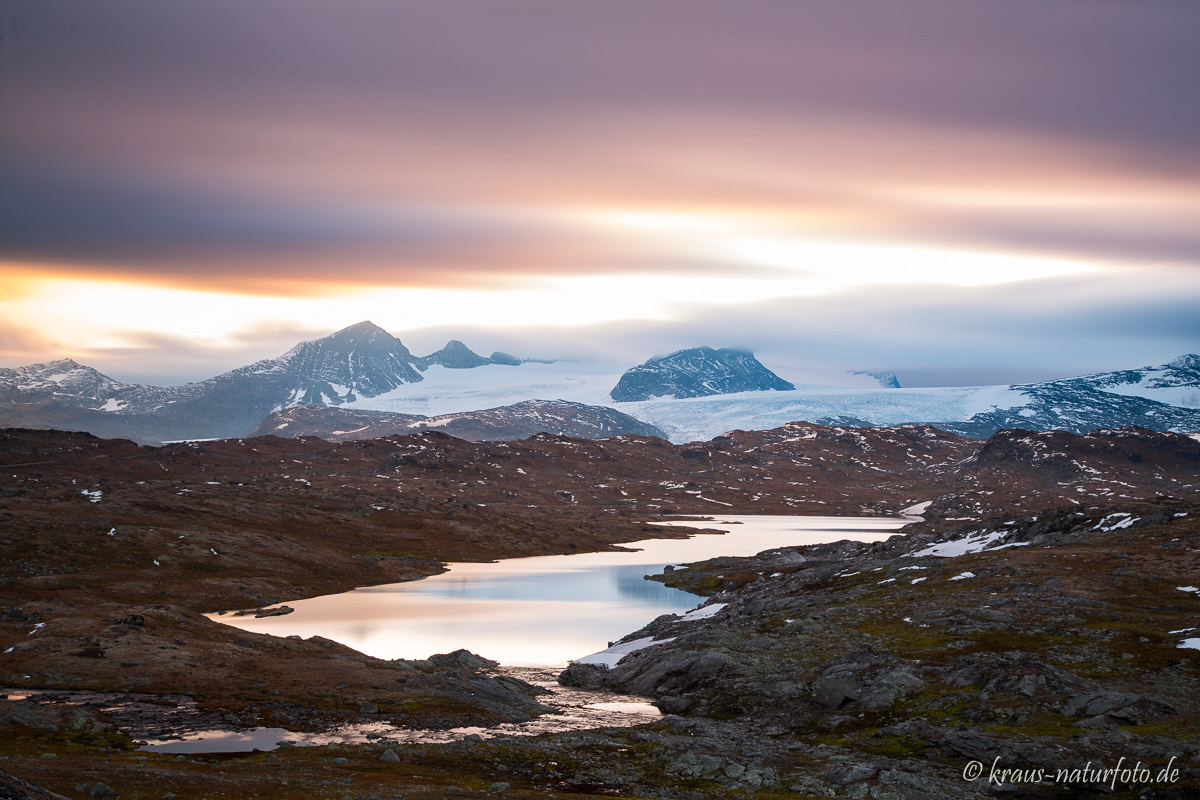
xmin=346 ymin=362 xmax=622 ymax=416
xmin=612 ymin=384 xmax=1027 ymax=443
xmin=1071 ymin=355 xmax=1200 ymax=409
xmin=345 ymin=363 xmax=1030 ymax=442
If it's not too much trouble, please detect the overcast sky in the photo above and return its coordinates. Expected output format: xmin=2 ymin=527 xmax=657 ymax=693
xmin=2 ymin=0 xmax=1198 ymax=386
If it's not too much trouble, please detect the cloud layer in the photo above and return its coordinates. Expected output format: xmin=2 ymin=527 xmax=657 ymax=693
xmin=1 ymin=0 xmax=1197 ymax=384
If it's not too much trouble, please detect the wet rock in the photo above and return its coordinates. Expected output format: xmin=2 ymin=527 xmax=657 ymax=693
xmin=426 ymin=649 xmax=499 ymax=670
xmin=741 ymin=635 xmax=773 ymax=652
xmin=380 ymin=748 xmax=400 ymax=763
xmin=7 ymin=701 xmax=61 ymax=733
xmin=929 ymin=729 xmax=1001 ymax=763
xmin=827 ymin=763 xmax=877 ymax=786
xmin=812 ymin=673 xmax=862 ymax=708
xmin=860 ymin=669 xmax=925 ymax=709
xmin=656 ymin=695 xmax=695 ymax=715
xmin=789 ymin=775 xmax=838 ymax=795
xmin=739 ymin=764 xmax=776 ymax=788
xmin=666 ymin=751 xmax=724 ymax=779
xmin=253 ymin=606 xmax=294 ymax=618
xmin=872 ymin=769 xmax=959 ymax=800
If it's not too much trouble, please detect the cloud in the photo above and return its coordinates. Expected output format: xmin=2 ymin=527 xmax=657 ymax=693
xmin=0 ymin=320 xmax=59 ymax=362
xmin=1 ymin=0 xmax=1196 ymax=384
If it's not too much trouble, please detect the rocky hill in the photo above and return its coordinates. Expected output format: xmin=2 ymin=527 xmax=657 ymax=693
xmin=416 ymin=339 xmax=496 ymax=369
xmin=563 ymin=501 xmax=1200 ymax=798
xmin=249 ymin=399 xmax=666 ymax=442
xmin=610 ymin=346 xmax=795 ymax=402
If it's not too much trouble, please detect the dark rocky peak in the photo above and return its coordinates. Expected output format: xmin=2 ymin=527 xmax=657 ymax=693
xmin=488 ymin=351 xmax=522 ymax=366
xmin=610 ymin=346 xmax=795 ymax=402
xmin=1169 ymin=354 xmax=1200 ymax=371
xmin=420 ymin=340 xmax=493 ymax=369
xmin=321 ymin=320 xmax=396 ymax=346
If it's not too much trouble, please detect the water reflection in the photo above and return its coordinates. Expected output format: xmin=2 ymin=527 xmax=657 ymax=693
xmin=214 ymin=515 xmax=907 ymax=666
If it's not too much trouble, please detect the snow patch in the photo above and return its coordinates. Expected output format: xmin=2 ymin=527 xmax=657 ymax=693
xmin=573 ymin=636 xmax=675 ymax=668
xmin=680 ymin=603 xmax=726 ymax=621
xmin=949 ymin=571 xmax=976 ymax=581
xmin=907 ymin=530 xmax=1016 ymax=558
xmin=900 ymin=500 xmax=933 ymax=518
xmin=1094 ymin=513 xmax=1137 ymax=532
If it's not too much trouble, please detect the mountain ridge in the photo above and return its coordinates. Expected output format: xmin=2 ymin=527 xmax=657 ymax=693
xmin=610 ymin=346 xmax=796 ymax=402
xmin=1 ymin=323 xmax=1197 ymax=444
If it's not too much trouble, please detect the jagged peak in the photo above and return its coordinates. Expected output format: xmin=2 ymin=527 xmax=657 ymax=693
xmin=436 ymin=339 xmax=476 ymax=354
xmin=340 ymin=320 xmax=387 ymax=334
xmin=14 ymin=357 xmax=88 ymax=371
xmin=1168 ymin=354 xmax=1200 ymax=370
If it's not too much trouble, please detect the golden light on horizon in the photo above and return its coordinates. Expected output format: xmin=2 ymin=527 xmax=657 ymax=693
xmin=2 ymin=212 xmax=1107 ymax=365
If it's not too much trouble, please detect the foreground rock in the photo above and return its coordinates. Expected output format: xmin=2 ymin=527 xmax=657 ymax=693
xmin=562 ymin=502 xmax=1200 ymax=797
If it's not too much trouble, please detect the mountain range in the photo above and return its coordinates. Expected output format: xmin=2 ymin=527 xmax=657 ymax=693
xmin=1 ymin=321 xmax=1198 ymax=444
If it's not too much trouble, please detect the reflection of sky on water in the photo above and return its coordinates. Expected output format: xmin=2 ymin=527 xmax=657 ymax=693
xmin=215 ymin=515 xmax=907 ymax=666
xmin=402 ymin=563 xmax=693 ymax=606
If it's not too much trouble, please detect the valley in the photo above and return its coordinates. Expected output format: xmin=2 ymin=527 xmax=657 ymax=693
xmin=0 ymin=421 xmax=1197 ymax=798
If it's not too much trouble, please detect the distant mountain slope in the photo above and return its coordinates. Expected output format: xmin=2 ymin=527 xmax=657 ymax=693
xmin=0 ymin=322 xmax=437 ymax=442
xmin=613 ymin=356 xmax=1200 ymax=443
xmin=851 ymin=370 xmax=901 ymax=389
xmin=262 ymin=320 xmax=425 ymax=401
xmin=936 ymin=381 xmax=1200 ymax=439
xmin=249 ymin=399 xmax=666 ymax=442
xmin=417 ymin=340 xmax=494 ymax=369
xmin=610 ymin=347 xmax=795 ymax=402
xmin=1063 ymin=354 xmax=1200 ymax=408
xmin=3 ymin=322 xmax=1197 ymax=446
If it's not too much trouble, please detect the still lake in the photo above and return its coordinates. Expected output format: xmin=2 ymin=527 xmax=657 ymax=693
xmin=215 ymin=515 xmax=910 ymax=667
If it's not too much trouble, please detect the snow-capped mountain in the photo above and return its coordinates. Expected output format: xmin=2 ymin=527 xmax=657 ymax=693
xmin=0 ymin=359 xmax=133 ymax=410
xmin=613 ymin=357 xmax=1200 ymax=443
xmin=258 ymin=320 xmax=425 ymax=402
xmin=3 ymin=323 xmax=1198 ymax=446
xmin=0 ymin=322 xmax=527 ymax=442
xmin=609 ymin=347 xmax=796 ymax=402
xmin=1064 ymin=354 xmax=1200 ymax=408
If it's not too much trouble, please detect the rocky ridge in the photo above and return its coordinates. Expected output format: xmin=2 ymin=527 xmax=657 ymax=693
xmin=249 ymin=398 xmax=666 ymax=442
xmin=610 ymin=346 xmax=796 ymax=402
xmin=562 ymin=502 xmax=1200 ymax=797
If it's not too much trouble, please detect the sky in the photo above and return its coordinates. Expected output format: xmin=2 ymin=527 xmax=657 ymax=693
xmin=2 ymin=0 xmax=1198 ymax=387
